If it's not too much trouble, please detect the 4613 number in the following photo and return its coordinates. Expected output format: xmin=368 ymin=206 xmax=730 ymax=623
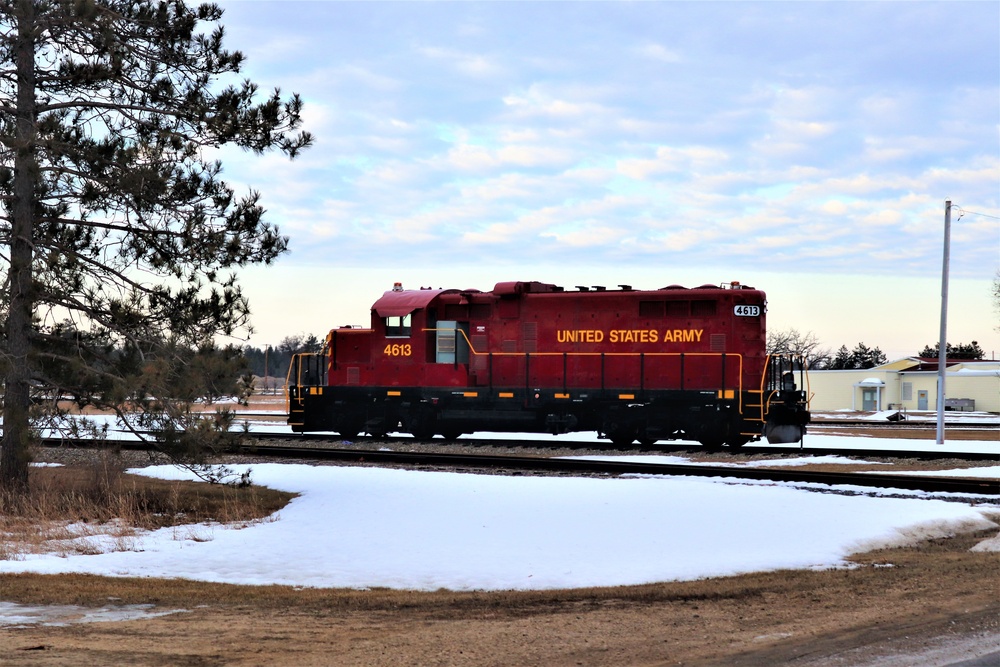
xmin=384 ymin=343 xmax=412 ymax=357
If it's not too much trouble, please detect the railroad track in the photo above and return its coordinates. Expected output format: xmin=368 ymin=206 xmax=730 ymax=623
xmin=38 ymin=424 xmax=999 ymax=495
xmin=232 ymin=441 xmax=1000 ymax=498
xmin=810 ymin=419 xmax=998 ymax=430
xmin=42 ymin=427 xmax=1000 ymax=462
xmin=244 ymin=430 xmax=1000 ymax=462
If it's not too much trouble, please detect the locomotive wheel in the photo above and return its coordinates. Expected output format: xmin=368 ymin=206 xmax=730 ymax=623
xmin=439 ymin=430 xmax=463 ymax=441
xmin=408 ymin=417 xmax=436 ymax=441
xmin=407 ymin=405 xmax=438 ymax=441
xmin=699 ymin=438 xmax=724 ymax=451
xmin=726 ymin=435 xmax=751 ymax=449
xmin=336 ymin=417 xmax=363 ymax=440
xmin=607 ymin=430 xmax=636 ymax=447
xmin=699 ymin=418 xmax=731 ymax=451
xmin=637 ymin=436 xmax=658 ymax=447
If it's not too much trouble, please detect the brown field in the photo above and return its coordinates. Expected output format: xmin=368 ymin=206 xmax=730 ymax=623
xmin=2 ymin=408 xmax=998 ymax=665
xmin=1 ymin=522 xmax=999 ymax=666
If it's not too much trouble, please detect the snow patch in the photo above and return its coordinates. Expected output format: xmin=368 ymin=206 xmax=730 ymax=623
xmin=0 ymin=601 xmax=187 ymax=627
xmin=847 ymin=516 xmax=1000 ymax=553
xmin=1 ymin=463 xmax=994 ymax=591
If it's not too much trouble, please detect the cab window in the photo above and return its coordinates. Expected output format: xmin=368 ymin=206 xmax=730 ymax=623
xmin=385 ymin=314 xmax=411 ymax=337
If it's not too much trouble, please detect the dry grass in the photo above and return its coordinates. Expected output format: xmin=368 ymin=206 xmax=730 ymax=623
xmin=0 ymin=455 xmax=295 ymax=561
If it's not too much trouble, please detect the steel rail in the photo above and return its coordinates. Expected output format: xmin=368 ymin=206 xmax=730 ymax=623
xmin=255 ymin=432 xmax=1000 ymax=462
xmin=40 ymin=429 xmax=1000 ymax=462
xmin=810 ymin=420 xmax=998 ymax=429
xmin=234 ymin=443 xmax=1000 ymax=497
xmin=36 ymin=434 xmax=998 ymax=494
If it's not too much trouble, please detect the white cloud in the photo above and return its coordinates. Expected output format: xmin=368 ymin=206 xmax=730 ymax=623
xmin=539 ymin=225 xmax=622 ymax=248
xmin=616 ymin=146 xmax=730 ymax=180
xmin=416 ymin=45 xmax=505 ymax=78
xmin=502 ymin=85 xmax=610 ymax=119
xmin=635 ymin=43 xmax=682 ymax=63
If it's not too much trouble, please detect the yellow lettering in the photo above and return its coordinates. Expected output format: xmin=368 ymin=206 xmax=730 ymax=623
xmin=660 ymin=329 xmax=705 ymax=344
xmin=557 ymin=328 xmax=695 ymax=346
xmin=558 ymin=329 xmax=608 ymax=344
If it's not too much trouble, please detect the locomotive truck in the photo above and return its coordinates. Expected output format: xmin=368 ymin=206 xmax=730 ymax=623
xmin=286 ymin=280 xmax=810 ymax=449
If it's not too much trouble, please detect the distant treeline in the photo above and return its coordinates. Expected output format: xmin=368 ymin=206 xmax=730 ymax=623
xmin=241 ymin=334 xmax=325 ymax=381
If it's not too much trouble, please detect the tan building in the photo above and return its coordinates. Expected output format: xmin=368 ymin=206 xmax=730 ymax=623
xmin=806 ymin=358 xmax=1000 ymax=413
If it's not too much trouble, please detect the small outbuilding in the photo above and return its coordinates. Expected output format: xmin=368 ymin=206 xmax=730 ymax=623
xmin=806 ymin=358 xmax=1000 ymax=413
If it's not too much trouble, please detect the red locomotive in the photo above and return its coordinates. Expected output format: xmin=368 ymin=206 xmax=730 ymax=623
xmin=286 ymin=280 xmax=809 ymax=448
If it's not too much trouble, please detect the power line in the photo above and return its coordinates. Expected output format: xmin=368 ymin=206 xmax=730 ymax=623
xmin=953 ymin=206 xmax=1000 ymax=221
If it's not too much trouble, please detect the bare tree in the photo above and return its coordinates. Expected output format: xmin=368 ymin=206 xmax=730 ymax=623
xmin=766 ymin=328 xmax=831 ymax=368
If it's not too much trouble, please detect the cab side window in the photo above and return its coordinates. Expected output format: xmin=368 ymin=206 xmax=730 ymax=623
xmin=385 ymin=314 xmax=411 ymax=337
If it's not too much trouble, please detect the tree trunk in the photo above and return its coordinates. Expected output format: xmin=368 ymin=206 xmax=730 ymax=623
xmin=1 ymin=1 xmax=37 ymax=494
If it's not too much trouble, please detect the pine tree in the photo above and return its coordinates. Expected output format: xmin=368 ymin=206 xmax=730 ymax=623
xmin=849 ymin=343 xmax=872 ymax=369
xmin=918 ymin=341 xmax=985 ymax=360
xmin=0 ymin=1 xmax=312 ymax=493
xmin=829 ymin=345 xmax=852 ymax=370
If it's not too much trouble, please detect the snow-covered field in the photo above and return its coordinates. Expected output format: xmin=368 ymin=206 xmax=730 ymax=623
xmin=3 ymin=434 xmax=999 ymax=592
xmin=813 ymin=409 xmax=998 ymax=425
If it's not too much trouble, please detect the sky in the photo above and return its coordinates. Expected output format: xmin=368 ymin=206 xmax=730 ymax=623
xmin=204 ymin=1 xmax=999 ymax=361
xmin=2 ymin=437 xmax=998 ymax=592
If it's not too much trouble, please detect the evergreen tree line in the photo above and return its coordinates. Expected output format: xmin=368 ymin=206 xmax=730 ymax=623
xmin=767 ymin=329 xmax=987 ymax=370
xmin=242 ymin=334 xmax=325 ymax=380
xmin=825 ymin=343 xmax=888 ymax=370
xmin=916 ymin=341 xmax=985 ymax=360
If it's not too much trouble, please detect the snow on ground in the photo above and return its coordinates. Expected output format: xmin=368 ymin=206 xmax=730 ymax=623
xmin=3 ymin=446 xmax=999 ymax=591
xmin=561 ymin=454 xmax=892 ymax=468
xmin=870 ymin=466 xmax=1000 ymax=479
xmin=816 ymin=409 xmax=998 ymax=425
xmin=15 ymin=410 xmax=998 ymax=593
xmin=564 ymin=452 xmax=1000 ymax=480
xmin=0 ymin=602 xmax=186 ymax=628
xmin=762 ymin=433 xmax=999 ymax=457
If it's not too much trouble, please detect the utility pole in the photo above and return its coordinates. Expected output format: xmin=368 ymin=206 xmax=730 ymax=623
xmin=936 ymin=200 xmax=951 ymax=445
